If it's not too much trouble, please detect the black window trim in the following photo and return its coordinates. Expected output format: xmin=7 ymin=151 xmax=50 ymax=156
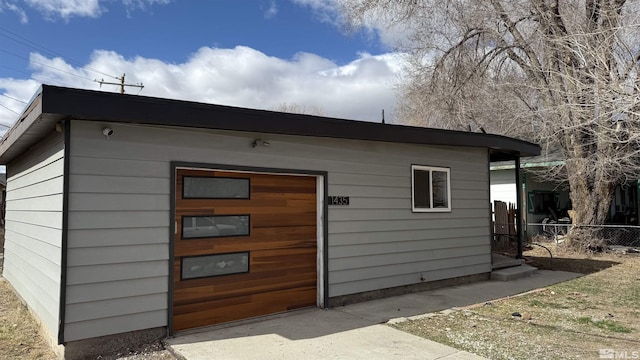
xmin=180 ymin=251 xmax=250 ymax=280
xmin=180 ymin=214 xmax=251 ymax=239
xmin=182 ymin=175 xmax=251 ymax=200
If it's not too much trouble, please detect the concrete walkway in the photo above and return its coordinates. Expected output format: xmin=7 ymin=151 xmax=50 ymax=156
xmin=165 ymin=270 xmax=581 ymax=360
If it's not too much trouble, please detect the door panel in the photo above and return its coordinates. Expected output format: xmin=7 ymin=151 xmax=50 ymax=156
xmin=173 ymin=169 xmax=317 ymax=331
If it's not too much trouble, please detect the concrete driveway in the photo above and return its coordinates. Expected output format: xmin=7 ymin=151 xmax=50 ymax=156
xmin=165 ymin=269 xmax=581 ymax=360
xmin=165 ymin=308 xmax=482 ymax=360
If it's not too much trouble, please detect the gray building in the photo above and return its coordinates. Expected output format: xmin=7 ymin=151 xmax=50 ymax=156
xmin=0 ymin=85 xmax=539 ymax=357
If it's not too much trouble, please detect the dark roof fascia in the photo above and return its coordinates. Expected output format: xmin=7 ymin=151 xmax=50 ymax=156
xmin=0 ymin=84 xmax=541 ymax=164
xmin=0 ymin=88 xmax=46 ymax=164
xmin=490 ymin=160 xmax=565 ymax=171
xmin=490 ymin=147 xmax=566 ymax=169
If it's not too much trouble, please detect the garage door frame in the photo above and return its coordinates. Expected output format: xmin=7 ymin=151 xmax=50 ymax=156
xmin=168 ymin=161 xmax=328 ymax=335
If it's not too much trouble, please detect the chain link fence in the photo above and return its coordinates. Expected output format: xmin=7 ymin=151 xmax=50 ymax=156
xmin=527 ymin=223 xmax=640 ymax=248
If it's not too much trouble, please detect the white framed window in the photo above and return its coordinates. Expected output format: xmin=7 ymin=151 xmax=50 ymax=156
xmin=411 ymin=165 xmax=451 ymax=212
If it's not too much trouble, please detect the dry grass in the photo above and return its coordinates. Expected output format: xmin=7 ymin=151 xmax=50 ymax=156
xmin=0 ymin=280 xmax=58 ymax=359
xmin=393 ymin=245 xmax=640 ymax=359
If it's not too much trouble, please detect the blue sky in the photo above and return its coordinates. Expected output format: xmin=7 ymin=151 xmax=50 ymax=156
xmin=0 ymin=0 xmax=405 ymax=130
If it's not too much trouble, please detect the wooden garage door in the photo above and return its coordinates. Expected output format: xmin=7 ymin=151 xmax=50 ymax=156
xmin=173 ymin=169 xmax=317 ymax=331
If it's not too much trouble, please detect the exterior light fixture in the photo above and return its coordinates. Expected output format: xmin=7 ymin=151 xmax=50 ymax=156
xmin=251 ymin=139 xmax=270 ymax=148
xmin=102 ymin=127 xmax=114 ymax=139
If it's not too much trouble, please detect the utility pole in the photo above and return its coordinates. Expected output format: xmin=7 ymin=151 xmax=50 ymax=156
xmin=95 ymin=74 xmax=144 ymax=94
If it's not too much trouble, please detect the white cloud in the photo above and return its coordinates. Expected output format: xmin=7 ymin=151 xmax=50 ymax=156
xmin=289 ymin=0 xmax=410 ymax=49
xmin=24 ymin=0 xmax=103 ymax=19
xmin=122 ymin=0 xmax=171 ymax=8
xmin=290 ymin=0 xmax=338 ymax=16
xmin=16 ymin=0 xmax=171 ymax=20
xmin=0 ymin=77 xmax=40 ymax=126
xmin=0 ymin=46 xmax=405 ymax=132
xmin=290 ymin=0 xmax=342 ymax=25
xmin=121 ymin=0 xmax=170 ymax=16
xmin=264 ymin=0 xmax=278 ymax=19
xmin=2 ymin=1 xmax=29 ymax=23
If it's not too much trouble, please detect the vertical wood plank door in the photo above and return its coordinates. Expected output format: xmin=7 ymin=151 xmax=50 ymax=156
xmin=173 ymin=169 xmax=318 ymax=331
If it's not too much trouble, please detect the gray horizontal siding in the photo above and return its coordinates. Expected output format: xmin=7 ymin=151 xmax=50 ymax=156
xmin=5 ymin=221 xmax=62 ymax=246
xmin=68 ymin=228 xmax=169 ymax=248
xmin=6 ymin=194 xmax=63 ymax=211
xmin=2 ymin=131 xmax=63 ymax=341
xmin=328 ymin=208 xmax=484 ymax=221
xmin=67 ymin=244 xmax=168 ymax=266
xmin=328 ymin=173 xmax=486 ymax=190
xmin=63 ymin=310 xmax=166 ymax=342
xmin=4 ymin=230 xmax=62 ymax=265
xmin=70 ymin=174 xmax=169 ymax=194
xmin=331 ymin=239 xmax=489 ymax=260
xmin=2 ymin=245 xmax=61 ymax=294
xmin=328 ymin=227 xmax=489 ymax=246
xmin=66 ymin=277 xmax=168 ymax=304
xmin=330 ymin=263 xmax=490 ymax=296
xmin=326 ymin=197 xmax=489 ymax=210
xmin=65 ymin=120 xmax=491 ymax=340
xmin=6 ymin=176 xmax=64 ymax=200
xmin=329 ymin=218 xmax=489 ymax=234
xmin=2 ymin=253 xmax=59 ymax=333
xmin=69 ymin=210 xmax=168 ymax=230
xmin=66 ymin=293 xmax=166 ymax=323
xmin=6 ymin=154 xmax=63 ymax=188
xmin=331 ymin=245 xmax=489 ymax=272
xmin=69 ymin=193 xmax=170 ymax=211
xmin=331 ymin=254 xmax=488 ymax=283
xmin=66 ymin=260 xmax=168 ymax=285
xmin=6 ymin=210 xmax=62 ymax=229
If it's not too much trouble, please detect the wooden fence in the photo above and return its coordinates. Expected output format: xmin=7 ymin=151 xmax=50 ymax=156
xmin=493 ymin=200 xmax=517 ymax=248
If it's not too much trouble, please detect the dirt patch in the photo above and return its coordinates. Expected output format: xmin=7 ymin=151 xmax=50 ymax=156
xmin=497 ymin=241 xmax=633 ymax=274
xmin=526 ymin=255 xmax=621 ymax=274
xmin=393 ymin=247 xmax=640 ymax=359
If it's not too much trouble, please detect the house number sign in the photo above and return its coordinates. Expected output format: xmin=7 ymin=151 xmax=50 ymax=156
xmin=328 ymin=196 xmax=350 ymax=206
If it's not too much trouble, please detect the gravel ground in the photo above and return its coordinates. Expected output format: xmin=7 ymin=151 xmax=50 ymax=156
xmin=96 ymin=341 xmax=177 ymax=360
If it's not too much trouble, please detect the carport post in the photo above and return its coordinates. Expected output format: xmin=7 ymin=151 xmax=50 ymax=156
xmin=515 ymin=157 xmax=523 ymax=259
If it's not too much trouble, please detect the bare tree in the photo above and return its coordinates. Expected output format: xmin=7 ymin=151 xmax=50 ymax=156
xmin=272 ymin=102 xmax=325 ymax=116
xmin=342 ymin=0 xmax=640 ymax=244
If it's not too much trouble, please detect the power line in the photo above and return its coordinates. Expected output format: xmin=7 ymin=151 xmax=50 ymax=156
xmin=0 ymin=25 xmax=119 ymax=80
xmin=96 ymin=73 xmax=144 ymax=94
xmin=0 ymin=48 xmax=96 ymax=83
xmin=0 ymin=63 xmax=33 ymax=77
xmin=0 ymin=27 xmax=146 ymax=96
xmin=0 ymin=93 xmax=27 ymax=104
xmin=0 ymin=102 xmax=19 ymax=116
